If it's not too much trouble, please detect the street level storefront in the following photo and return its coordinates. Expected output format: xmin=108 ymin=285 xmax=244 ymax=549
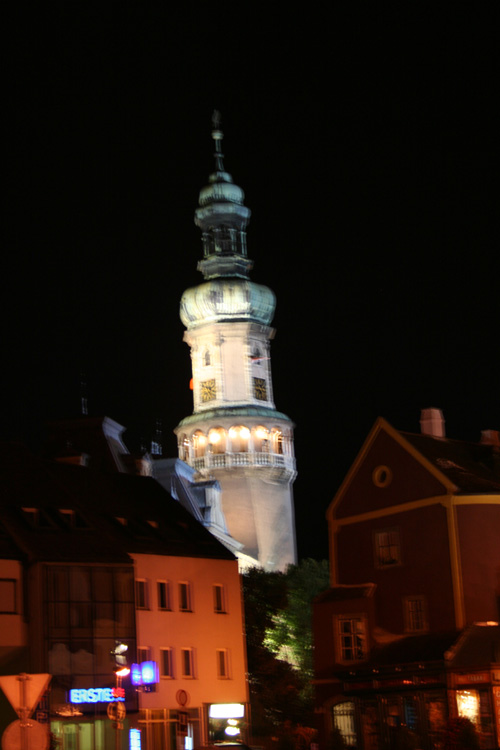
xmin=314 ymin=625 xmax=500 ymax=749
xmin=137 ymin=702 xmax=248 ymax=750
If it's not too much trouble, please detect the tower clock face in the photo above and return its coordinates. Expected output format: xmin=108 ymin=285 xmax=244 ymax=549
xmin=200 ymin=379 xmax=217 ymax=402
xmin=253 ymin=377 xmax=267 ymax=401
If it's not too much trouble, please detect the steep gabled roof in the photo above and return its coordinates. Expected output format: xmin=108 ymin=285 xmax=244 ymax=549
xmin=328 ymin=417 xmax=500 ymax=522
xmin=401 ymin=432 xmax=500 ymax=494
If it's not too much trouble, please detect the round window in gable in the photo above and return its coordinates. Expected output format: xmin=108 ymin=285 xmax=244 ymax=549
xmin=372 ymin=465 xmax=392 ymax=488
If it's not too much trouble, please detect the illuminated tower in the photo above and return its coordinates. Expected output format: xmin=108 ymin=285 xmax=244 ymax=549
xmin=175 ymin=114 xmax=297 ymax=571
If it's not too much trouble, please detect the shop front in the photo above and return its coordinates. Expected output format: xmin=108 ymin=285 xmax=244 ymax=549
xmin=448 ymin=669 xmax=499 ymax=749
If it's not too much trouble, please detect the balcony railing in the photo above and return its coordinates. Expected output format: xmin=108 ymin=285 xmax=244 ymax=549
xmin=191 ymin=451 xmax=295 ymax=474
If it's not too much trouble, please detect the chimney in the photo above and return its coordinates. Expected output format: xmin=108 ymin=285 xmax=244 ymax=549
xmin=480 ymin=430 xmax=500 ymax=447
xmin=420 ymin=408 xmax=445 ymax=438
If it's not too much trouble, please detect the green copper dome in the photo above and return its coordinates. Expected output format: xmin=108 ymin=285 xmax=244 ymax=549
xmin=180 ymin=278 xmax=275 ymax=329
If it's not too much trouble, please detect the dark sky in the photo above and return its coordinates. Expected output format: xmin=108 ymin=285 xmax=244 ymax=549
xmin=4 ymin=5 xmax=498 ymax=560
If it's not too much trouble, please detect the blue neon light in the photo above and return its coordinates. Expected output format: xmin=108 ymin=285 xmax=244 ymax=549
xmin=130 ymin=728 xmax=141 ymax=749
xmin=130 ymin=661 xmax=159 ymax=686
xmin=69 ymin=687 xmax=125 ymax=704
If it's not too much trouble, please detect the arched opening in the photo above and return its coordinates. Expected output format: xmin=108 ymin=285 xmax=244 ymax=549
xmin=332 ymin=701 xmax=357 ymax=747
xmin=228 ymin=425 xmax=250 ymax=453
xmin=252 ymin=426 xmax=269 ymax=453
xmin=203 ymin=349 xmax=211 ymax=367
xmin=192 ymin=431 xmax=207 ymax=459
xmin=271 ymin=429 xmax=285 ymax=455
xmin=179 ymin=434 xmax=189 ymax=461
xmin=208 ymin=427 xmax=226 ymax=454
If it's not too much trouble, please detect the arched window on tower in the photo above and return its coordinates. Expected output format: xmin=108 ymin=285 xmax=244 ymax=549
xmin=179 ymin=434 xmax=189 ymax=461
xmin=192 ymin=431 xmax=207 ymax=459
xmin=229 ymin=426 xmax=250 ymax=453
xmin=208 ymin=427 xmax=226 ymax=454
xmin=203 ymin=349 xmax=211 ymax=367
xmin=271 ymin=429 xmax=285 ymax=455
xmin=252 ymin=426 xmax=269 ymax=453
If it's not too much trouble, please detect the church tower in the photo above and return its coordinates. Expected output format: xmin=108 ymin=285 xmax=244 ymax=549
xmin=175 ymin=114 xmax=297 ymax=571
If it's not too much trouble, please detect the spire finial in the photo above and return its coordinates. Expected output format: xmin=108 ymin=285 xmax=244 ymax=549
xmin=211 ymin=110 xmax=225 ymax=172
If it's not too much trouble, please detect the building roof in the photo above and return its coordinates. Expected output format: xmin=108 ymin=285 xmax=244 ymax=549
xmin=445 ymin=623 xmax=500 ymax=668
xmin=401 ymin=431 xmax=500 ymax=494
xmin=368 ymin=631 xmax=460 ymax=666
xmin=0 ymin=441 xmax=236 ymax=564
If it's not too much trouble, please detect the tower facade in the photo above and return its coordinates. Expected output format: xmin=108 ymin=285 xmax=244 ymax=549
xmin=175 ymin=116 xmax=297 ymax=571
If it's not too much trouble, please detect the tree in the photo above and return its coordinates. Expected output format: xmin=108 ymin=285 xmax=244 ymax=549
xmin=243 ymin=560 xmax=330 ymax=736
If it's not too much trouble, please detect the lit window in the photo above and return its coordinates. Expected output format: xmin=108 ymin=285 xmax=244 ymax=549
xmin=374 ymin=529 xmax=400 ymax=568
xmin=181 ymin=648 xmax=194 ymax=678
xmin=157 ymin=581 xmax=171 ymax=611
xmin=160 ymin=648 xmax=174 ymax=678
xmin=216 ymin=649 xmax=229 ymax=679
xmin=332 ymin=702 xmax=357 ymax=747
xmin=135 ymin=580 xmax=149 ymax=610
xmin=336 ymin=616 xmax=366 ymax=662
xmin=208 ymin=428 xmax=226 ymax=454
xmin=179 ymin=582 xmax=192 ymax=612
xmin=456 ymin=690 xmax=480 ymax=726
xmin=271 ymin=430 xmax=285 ymax=455
xmin=404 ymin=596 xmax=427 ymax=632
xmin=213 ymin=585 xmax=226 ymax=613
xmin=228 ymin=426 xmax=250 ymax=453
xmin=192 ymin=431 xmax=207 ymax=459
xmin=253 ymin=426 xmax=269 ymax=453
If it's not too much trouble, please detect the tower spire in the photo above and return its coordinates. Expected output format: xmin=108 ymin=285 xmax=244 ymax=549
xmin=194 ymin=113 xmax=252 ymax=280
xmin=211 ymin=110 xmax=225 ymax=173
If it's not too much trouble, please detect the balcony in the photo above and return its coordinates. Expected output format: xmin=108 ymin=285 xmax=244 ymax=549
xmin=191 ymin=451 xmax=296 ymax=480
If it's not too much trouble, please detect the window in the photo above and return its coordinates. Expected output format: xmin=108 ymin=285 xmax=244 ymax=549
xmin=213 ymin=584 xmax=226 ymax=613
xmin=216 ymin=649 xmax=229 ymax=678
xmin=179 ymin=582 xmax=192 ymax=612
xmin=157 ymin=581 xmax=171 ymax=611
xmin=0 ymin=579 xmax=16 ymax=614
xmin=181 ymin=648 xmax=194 ymax=678
xmin=160 ymin=648 xmax=174 ymax=678
xmin=135 ymin=580 xmax=149 ymax=610
xmin=332 ymin=702 xmax=357 ymax=747
xmin=137 ymin=647 xmax=151 ymax=664
xmin=374 ymin=529 xmax=400 ymax=568
xmin=336 ymin=616 xmax=366 ymax=662
xmin=372 ymin=465 xmax=393 ymax=488
xmin=404 ymin=596 xmax=427 ymax=632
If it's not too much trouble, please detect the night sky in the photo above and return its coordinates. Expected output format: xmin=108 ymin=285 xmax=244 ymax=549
xmin=4 ymin=6 xmax=498 ymax=560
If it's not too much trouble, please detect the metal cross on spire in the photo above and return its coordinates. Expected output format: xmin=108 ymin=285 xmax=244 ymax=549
xmin=211 ymin=110 xmax=225 ymax=172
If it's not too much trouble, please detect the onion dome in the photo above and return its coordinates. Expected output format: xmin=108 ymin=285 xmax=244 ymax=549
xmin=195 ymin=112 xmax=253 ymax=280
xmin=180 ymin=277 xmax=275 ymax=329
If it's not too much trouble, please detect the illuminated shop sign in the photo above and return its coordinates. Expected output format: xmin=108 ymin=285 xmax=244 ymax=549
xmin=131 ymin=661 xmax=159 ymax=687
xmin=69 ymin=687 xmax=125 ymax=704
xmin=130 ymin=729 xmax=141 ymax=749
xmin=209 ymin=704 xmax=245 ymax=719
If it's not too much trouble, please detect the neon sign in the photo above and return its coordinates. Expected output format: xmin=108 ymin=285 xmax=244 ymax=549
xmin=69 ymin=687 xmax=125 ymax=704
xmin=131 ymin=661 xmax=159 ymax=687
xmin=130 ymin=729 xmax=141 ymax=749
